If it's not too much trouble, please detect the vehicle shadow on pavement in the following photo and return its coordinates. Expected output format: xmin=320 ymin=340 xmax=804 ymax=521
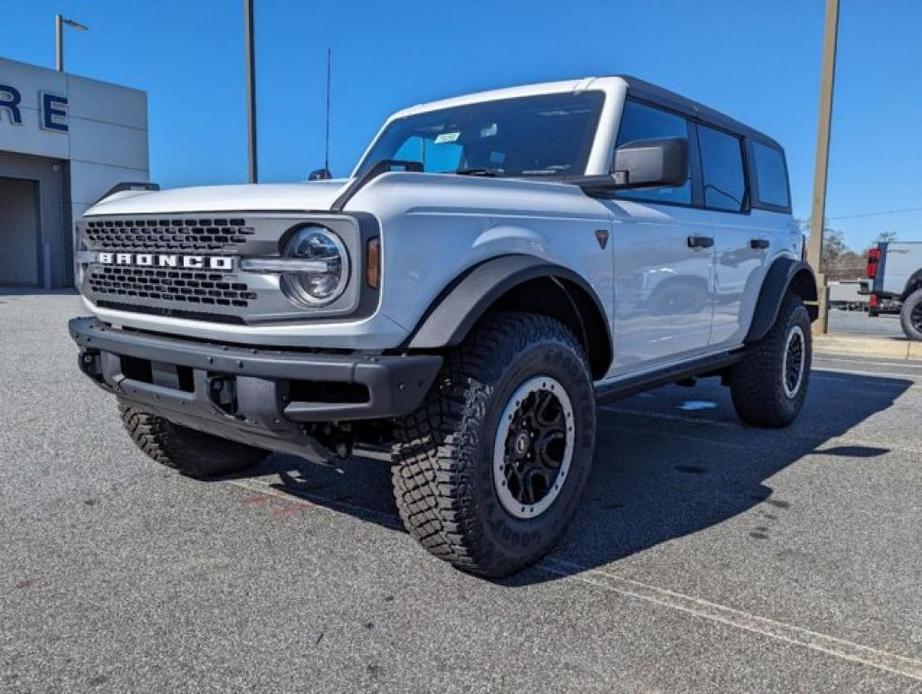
xmin=232 ymin=370 xmax=912 ymax=585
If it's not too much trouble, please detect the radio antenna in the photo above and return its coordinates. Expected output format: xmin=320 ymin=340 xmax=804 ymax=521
xmin=324 ymin=48 xmax=332 ymax=174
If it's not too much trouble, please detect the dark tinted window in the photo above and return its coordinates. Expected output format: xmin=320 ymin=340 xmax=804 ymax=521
xmin=751 ymin=141 xmax=789 ymax=209
xmin=357 ymin=91 xmax=605 ymax=178
xmin=614 ymin=101 xmax=691 ymax=205
xmin=698 ymin=125 xmax=746 ymax=212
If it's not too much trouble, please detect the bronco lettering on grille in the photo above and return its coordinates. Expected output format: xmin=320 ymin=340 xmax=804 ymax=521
xmin=95 ymin=253 xmax=235 ymax=271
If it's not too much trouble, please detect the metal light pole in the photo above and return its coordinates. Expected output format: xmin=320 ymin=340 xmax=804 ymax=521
xmin=244 ymin=0 xmax=258 ymax=183
xmin=55 ymin=15 xmax=89 ymax=72
xmin=806 ymin=0 xmax=840 ymax=334
xmin=324 ymin=48 xmax=332 ymax=175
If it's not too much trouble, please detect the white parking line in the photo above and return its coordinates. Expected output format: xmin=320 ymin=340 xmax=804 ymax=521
xmin=816 ymin=356 xmax=922 ymax=370
xmin=539 ymin=558 xmax=922 ymax=683
xmin=814 ymin=365 xmax=922 ymax=379
xmin=227 ymin=476 xmax=922 ymax=683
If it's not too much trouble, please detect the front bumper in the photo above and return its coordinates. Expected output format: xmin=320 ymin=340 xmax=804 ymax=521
xmin=69 ymin=317 xmax=442 ymax=461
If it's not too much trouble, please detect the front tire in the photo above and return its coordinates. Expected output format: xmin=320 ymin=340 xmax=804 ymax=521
xmin=728 ymin=294 xmax=812 ymax=428
xmin=392 ymin=312 xmax=596 ymax=578
xmin=899 ymin=289 xmax=922 ymax=341
xmin=120 ymin=403 xmax=268 ymax=478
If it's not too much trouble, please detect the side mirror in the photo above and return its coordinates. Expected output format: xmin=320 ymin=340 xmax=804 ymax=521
xmin=308 ymin=168 xmax=333 ymax=181
xmin=569 ymin=137 xmax=688 ymax=194
xmin=613 ymin=136 xmax=688 ymax=189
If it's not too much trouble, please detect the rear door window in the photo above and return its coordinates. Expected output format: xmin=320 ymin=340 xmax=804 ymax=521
xmin=697 ymin=125 xmax=746 ymax=213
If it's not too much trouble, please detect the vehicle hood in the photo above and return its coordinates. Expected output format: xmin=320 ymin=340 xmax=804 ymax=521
xmin=85 ymin=180 xmax=351 ymax=216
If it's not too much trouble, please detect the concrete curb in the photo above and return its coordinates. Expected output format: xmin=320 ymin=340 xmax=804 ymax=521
xmin=813 ymin=333 xmax=922 ymax=361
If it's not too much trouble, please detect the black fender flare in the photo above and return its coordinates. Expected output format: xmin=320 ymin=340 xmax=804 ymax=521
xmin=746 ymin=258 xmax=818 ymax=343
xmin=405 ymin=255 xmax=613 ymax=376
xmin=901 ymin=268 xmax=922 ymax=300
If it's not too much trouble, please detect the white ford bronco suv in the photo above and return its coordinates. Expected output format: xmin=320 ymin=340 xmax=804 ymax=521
xmin=70 ymin=76 xmax=817 ymax=576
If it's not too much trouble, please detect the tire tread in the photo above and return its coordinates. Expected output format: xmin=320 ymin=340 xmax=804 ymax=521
xmin=119 ymin=403 xmax=266 ymax=478
xmin=729 ymin=294 xmax=811 ymax=428
xmin=391 ymin=311 xmax=591 ymax=576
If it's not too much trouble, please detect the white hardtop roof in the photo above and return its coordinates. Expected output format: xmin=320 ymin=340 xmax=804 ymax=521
xmin=387 ymin=74 xmax=781 ymax=149
xmin=391 ymin=76 xmax=623 ymax=119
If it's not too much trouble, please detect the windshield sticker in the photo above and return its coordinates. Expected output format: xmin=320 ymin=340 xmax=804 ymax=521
xmin=434 ymin=131 xmax=460 ymax=144
xmin=480 ymin=123 xmax=498 ymax=138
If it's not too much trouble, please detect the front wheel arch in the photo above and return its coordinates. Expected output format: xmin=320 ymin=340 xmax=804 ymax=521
xmin=405 ymin=255 xmax=613 ymax=380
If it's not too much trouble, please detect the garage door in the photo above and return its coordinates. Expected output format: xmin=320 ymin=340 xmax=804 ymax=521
xmin=0 ymin=176 xmax=39 ymax=286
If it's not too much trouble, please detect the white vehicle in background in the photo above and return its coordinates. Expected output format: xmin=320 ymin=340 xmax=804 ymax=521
xmin=69 ymin=76 xmax=817 ymax=576
xmin=828 ymin=281 xmax=866 ymax=311
xmin=862 ymin=241 xmax=922 ymax=339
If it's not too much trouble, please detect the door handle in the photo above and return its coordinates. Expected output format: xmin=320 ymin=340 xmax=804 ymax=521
xmin=750 ymin=238 xmax=770 ymax=250
xmin=687 ymin=235 xmax=714 ymax=249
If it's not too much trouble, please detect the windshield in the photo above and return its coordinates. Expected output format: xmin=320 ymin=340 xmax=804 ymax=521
xmin=355 ymin=91 xmax=605 ymax=179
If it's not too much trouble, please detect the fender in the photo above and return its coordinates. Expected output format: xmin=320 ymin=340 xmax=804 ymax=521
xmin=406 ymin=255 xmax=613 ymax=376
xmin=901 ymin=268 xmax=922 ymax=300
xmin=746 ymin=258 xmax=818 ymax=343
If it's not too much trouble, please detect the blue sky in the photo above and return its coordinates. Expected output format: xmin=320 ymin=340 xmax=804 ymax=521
xmin=2 ymin=0 xmax=921 ymax=250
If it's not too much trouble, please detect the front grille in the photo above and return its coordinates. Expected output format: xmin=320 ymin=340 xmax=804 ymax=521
xmin=83 ymin=217 xmax=255 ymax=252
xmin=86 ymin=266 xmax=256 ymax=308
xmin=78 ymin=212 xmax=364 ymax=324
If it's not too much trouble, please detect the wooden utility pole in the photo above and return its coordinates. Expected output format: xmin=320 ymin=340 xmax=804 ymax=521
xmin=806 ymin=0 xmax=840 ymax=334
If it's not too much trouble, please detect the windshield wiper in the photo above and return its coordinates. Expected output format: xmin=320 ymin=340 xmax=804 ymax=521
xmin=454 ymin=167 xmax=502 ymax=177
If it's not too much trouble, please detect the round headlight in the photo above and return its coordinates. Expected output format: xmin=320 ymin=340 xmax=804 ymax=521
xmin=281 ymin=226 xmax=349 ymax=306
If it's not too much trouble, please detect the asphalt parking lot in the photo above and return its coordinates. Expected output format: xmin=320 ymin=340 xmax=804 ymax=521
xmin=2 ymin=292 xmax=921 ymax=693
xmin=828 ymin=309 xmax=906 ymax=338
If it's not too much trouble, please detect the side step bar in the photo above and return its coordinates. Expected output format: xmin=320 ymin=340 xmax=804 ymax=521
xmin=594 ymin=351 xmax=743 ymax=404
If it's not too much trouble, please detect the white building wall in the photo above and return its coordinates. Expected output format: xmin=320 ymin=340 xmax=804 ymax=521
xmin=66 ymin=72 xmax=149 ymax=216
xmin=0 ymin=57 xmax=149 ymax=287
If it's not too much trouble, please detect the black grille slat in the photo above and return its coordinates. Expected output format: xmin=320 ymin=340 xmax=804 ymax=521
xmin=84 ymin=217 xmax=251 ymax=253
xmin=87 ymin=266 xmax=254 ymax=308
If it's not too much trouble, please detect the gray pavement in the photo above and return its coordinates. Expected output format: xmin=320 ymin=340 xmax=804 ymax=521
xmin=2 ymin=291 xmax=921 ymax=693
xmin=828 ymin=308 xmax=905 ymax=338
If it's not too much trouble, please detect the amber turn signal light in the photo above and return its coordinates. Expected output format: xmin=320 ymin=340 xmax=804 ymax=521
xmin=366 ymin=237 xmax=380 ymax=288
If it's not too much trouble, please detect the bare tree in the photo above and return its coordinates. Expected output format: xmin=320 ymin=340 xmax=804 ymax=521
xmin=874 ymin=231 xmax=898 ymax=244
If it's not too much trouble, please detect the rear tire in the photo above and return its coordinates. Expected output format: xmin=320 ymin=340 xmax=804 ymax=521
xmin=899 ymin=289 xmax=922 ymax=341
xmin=119 ymin=403 xmax=267 ymax=478
xmin=729 ymin=294 xmax=812 ymax=428
xmin=391 ymin=312 xmax=596 ymax=578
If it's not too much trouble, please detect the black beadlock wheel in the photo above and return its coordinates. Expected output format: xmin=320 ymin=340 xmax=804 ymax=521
xmin=899 ymin=289 xmax=922 ymax=341
xmin=119 ymin=402 xmax=268 ymax=478
xmin=728 ymin=294 xmax=812 ymax=428
xmin=391 ymin=312 xmax=596 ymax=578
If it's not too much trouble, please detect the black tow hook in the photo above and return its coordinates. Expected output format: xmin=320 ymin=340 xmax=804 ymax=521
xmin=310 ymin=422 xmax=354 ymax=459
xmin=207 ymin=375 xmax=238 ymax=415
xmin=78 ymin=351 xmax=103 ymax=383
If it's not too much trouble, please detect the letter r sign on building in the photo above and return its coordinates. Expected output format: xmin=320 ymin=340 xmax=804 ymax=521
xmin=0 ymin=84 xmax=23 ymax=124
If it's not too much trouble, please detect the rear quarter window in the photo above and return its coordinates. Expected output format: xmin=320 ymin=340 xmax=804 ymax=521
xmin=751 ymin=141 xmax=790 ymax=210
